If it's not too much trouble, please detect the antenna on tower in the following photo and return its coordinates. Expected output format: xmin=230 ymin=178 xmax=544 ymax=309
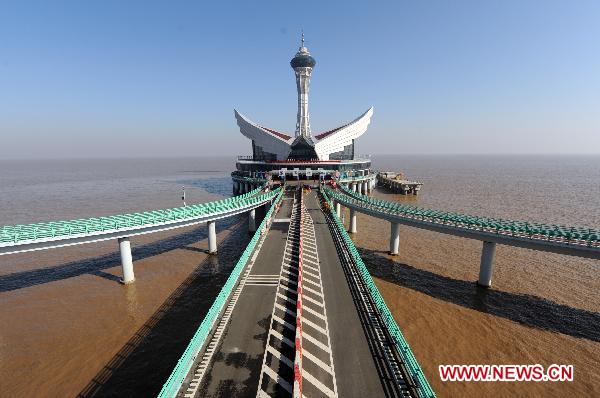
xmin=301 ymin=29 xmax=304 ymax=47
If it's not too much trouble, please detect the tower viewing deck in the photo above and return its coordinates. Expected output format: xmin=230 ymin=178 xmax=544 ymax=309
xmin=232 ymin=33 xmax=376 ymax=187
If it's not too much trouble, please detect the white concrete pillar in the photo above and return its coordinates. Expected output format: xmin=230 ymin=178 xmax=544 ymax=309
xmin=335 ymin=202 xmax=341 ymax=218
xmin=234 ymin=181 xmax=239 ymax=195
xmin=119 ymin=237 xmax=135 ymax=284
xmin=352 ymin=183 xmax=357 ymax=193
xmin=248 ymin=208 xmax=256 ymax=233
xmin=362 ymin=181 xmax=367 ymax=194
xmin=477 ymin=241 xmax=496 ymax=287
xmin=349 ymin=208 xmax=357 ymax=234
xmin=390 ymin=222 xmax=400 ymax=255
xmin=208 ymin=221 xmax=217 ymax=254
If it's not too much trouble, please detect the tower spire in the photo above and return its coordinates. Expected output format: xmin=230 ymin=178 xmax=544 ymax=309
xmin=290 ymin=32 xmax=316 ymax=138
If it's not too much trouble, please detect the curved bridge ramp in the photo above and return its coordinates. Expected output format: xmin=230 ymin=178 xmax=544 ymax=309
xmin=329 ymin=185 xmax=599 ymax=257
xmin=167 ymin=188 xmax=427 ymax=398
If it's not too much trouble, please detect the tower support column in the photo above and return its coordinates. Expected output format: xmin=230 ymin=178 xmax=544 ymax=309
xmin=208 ymin=221 xmax=217 ymax=254
xmin=349 ymin=208 xmax=357 ymax=233
xmin=335 ymin=201 xmax=341 ymax=218
xmin=390 ymin=222 xmax=400 ymax=255
xmin=119 ymin=237 xmax=135 ymax=284
xmin=478 ymin=241 xmax=496 ymax=287
xmin=249 ymin=208 xmax=256 ymax=233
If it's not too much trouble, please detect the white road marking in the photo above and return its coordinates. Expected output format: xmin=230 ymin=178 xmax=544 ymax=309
xmin=303 ymin=368 xmax=336 ymax=398
xmin=302 ymin=303 xmax=327 ymax=321
xmin=271 ymin=329 xmax=295 ymax=348
xmin=267 ymin=345 xmax=294 ymax=369
xmin=303 ymin=349 xmax=333 ymax=374
xmin=262 ymin=365 xmax=293 ymax=393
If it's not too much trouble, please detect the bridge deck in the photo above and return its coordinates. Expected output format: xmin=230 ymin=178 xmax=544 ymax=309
xmin=304 ymin=192 xmax=392 ymax=397
xmin=177 ymin=189 xmax=412 ymax=397
xmin=180 ymin=194 xmax=295 ymax=397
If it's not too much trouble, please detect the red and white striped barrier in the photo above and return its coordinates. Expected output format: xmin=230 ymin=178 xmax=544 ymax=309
xmin=293 ymin=189 xmax=304 ymax=398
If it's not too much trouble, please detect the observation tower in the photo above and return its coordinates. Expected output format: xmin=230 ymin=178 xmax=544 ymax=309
xmin=233 ymin=34 xmax=375 ymax=187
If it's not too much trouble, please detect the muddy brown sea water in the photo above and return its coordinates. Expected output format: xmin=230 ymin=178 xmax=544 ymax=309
xmin=0 ymin=155 xmax=598 ymax=397
xmin=346 ymin=155 xmax=600 ymax=397
xmin=0 ymin=157 xmax=250 ymax=397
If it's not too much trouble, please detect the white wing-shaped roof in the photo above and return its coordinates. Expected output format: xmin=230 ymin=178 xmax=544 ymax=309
xmin=234 ymin=110 xmax=294 ymax=160
xmin=313 ymin=107 xmax=374 ymax=160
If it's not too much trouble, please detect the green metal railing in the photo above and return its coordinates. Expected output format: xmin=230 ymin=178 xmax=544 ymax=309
xmin=321 ymin=188 xmax=436 ymax=398
xmin=331 ymin=185 xmax=599 ymax=247
xmin=231 ymin=173 xmax=269 ymax=185
xmin=0 ymin=184 xmax=271 ymax=245
xmin=338 ymin=174 xmax=374 ymax=183
xmin=158 ymin=187 xmax=284 ymax=398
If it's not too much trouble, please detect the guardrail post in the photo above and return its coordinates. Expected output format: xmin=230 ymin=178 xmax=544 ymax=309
xmin=477 ymin=241 xmax=496 ymax=287
xmin=349 ymin=208 xmax=357 ymax=233
xmin=248 ymin=208 xmax=256 ymax=233
xmin=208 ymin=221 xmax=217 ymax=254
xmin=118 ymin=237 xmax=135 ymax=284
xmin=390 ymin=222 xmax=400 ymax=255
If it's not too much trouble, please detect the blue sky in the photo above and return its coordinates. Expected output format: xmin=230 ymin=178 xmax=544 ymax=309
xmin=1 ymin=0 xmax=599 ymax=158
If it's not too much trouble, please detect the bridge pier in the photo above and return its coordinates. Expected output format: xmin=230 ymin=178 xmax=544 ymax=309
xmin=249 ymin=208 xmax=256 ymax=233
xmin=389 ymin=222 xmax=400 ymax=255
xmin=118 ymin=237 xmax=135 ymax=284
xmin=208 ymin=221 xmax=217 ymax=254
xmin=477 ymin=241 xmax=496 ymax=287
xmin=349 ymin=208 xmax=357 ymax=233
